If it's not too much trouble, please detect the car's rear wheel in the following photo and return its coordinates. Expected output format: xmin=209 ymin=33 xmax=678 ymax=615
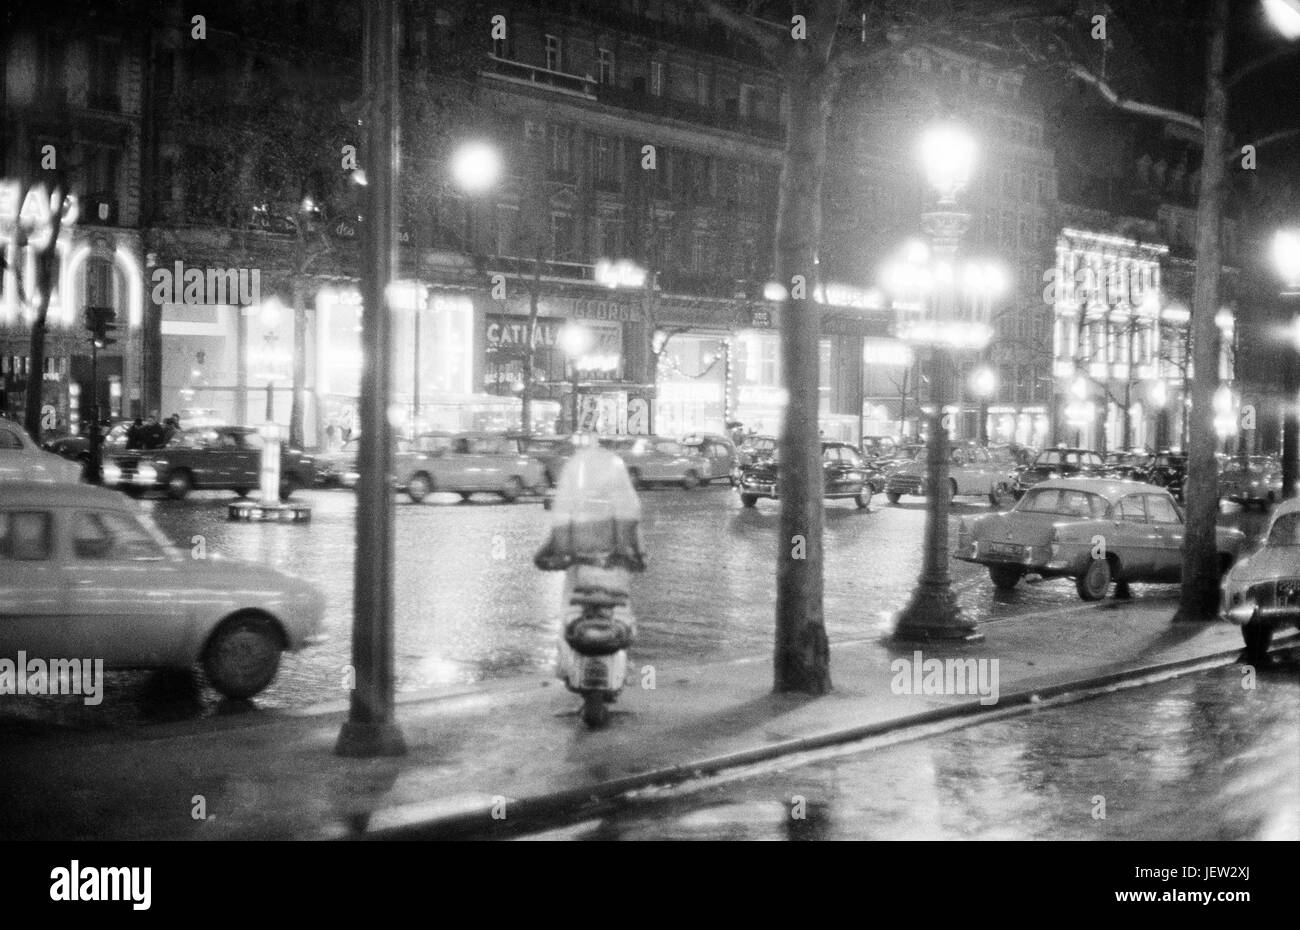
xmin=886 ymin=491 xmax=902 ymax=505
xmin=740 ymin=493 xmax=758 ymax=508
xmin=165 ymin=469 xmax=194 ymax=500
xmin=407 ymin=472 xmax=433 ymax=503
xmin=1076 ymin=557 xmax=1112 ymax=601
xmin=499 ymin=476 xmax=525 ymax=502
xmin=854 ymin=487 xmax=872 ymax=509
xmin=1242 ymin=615 xmax=1273 ymax=665
xmin=989 ymin=565 xmax=1022 ymax=590
xmin=203 ymin=613 xmax=283 ymax=700
xmin=681 ymin=470 xmax=701 ymax=490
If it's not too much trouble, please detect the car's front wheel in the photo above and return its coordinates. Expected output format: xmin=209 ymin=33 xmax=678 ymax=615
xmin=886 ymin=491 xmax=902 ymax=505
xmin=681 ymin=470 xmax=701 ymax=490
xmin=854 ymin=487 xmax=872 ymax=509
xmin=165 ymin=469 xmax=194 ymax=500
xmin=1242 ymin=615 xmax=1274 ymax=665
xmin=407 ymin=472 xmax=433 ymax=503
xmin=499 ymin=476 xmax=525 ymax=502
xmin=1076 ymin=557 xmax=1112 ymax=601
xmin=989 ymin=565 xmax=1022 ymax=590
xmin=740 ymin=493 xmax=758 ymax=508
xmin=203 ymin=613 xmax=283 ymax=700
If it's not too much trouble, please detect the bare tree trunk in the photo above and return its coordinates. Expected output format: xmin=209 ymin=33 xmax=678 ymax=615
xmin=1175 ymin=0 xmax=1229 ymax=623
xmin=521 ymin=251 xmax=542 ymax=433
xmin=773 ymin=33 xmax=835 ymax=695
xmin=290 ymin=271 xmax=307 ymax=447
xmin=23 ymin=191 xmax=64 ymax=442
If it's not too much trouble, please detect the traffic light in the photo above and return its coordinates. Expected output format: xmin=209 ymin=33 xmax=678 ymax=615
xmin=84 ymin=306 xmax=117 ymax=348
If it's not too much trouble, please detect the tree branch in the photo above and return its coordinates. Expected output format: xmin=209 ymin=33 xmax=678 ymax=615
xmin=1068 ymin=64 xmax=1203 ymax=132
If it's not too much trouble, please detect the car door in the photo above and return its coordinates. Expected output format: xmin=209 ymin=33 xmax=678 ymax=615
xmin=0 ymin=509 xmax=72 ymax=661
xmin=1144 ymin=493 xmax=1185 ymax=582
xmin=821 ymin=445 xmax=846 ymax=495
xmin=232 ymin=430 xmax=267 ymax=489
xmin=1112 ymin=493 xmax=1156 ymax=578
xmin=62 ymin=508 xmax=184 ymax=667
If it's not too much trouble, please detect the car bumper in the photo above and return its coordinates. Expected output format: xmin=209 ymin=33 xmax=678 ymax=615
xmin=101 ymin=462 xmax=160 ymax=488
xmin=954 ymin=540 xmax=1057 ymax=571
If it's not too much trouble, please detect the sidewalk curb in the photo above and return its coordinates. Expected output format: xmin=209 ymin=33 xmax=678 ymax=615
xmin=343 ymin=634 xmax=1288 ymax=841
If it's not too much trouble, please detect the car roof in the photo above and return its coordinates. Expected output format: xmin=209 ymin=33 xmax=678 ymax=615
xmin=1269 ymin=497 xmax=1300 ymax=520
xmin=0 ymin=480 xmax=133 ymax=511
xmin=1025 ymin=477 xmax=1173 ymax=502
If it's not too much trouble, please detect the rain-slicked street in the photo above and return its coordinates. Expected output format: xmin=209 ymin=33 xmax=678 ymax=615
xmin=1 ymin=483 xmax=1266 ymax=730
xmin=518 ymin=646 xmax=1300 ymax=841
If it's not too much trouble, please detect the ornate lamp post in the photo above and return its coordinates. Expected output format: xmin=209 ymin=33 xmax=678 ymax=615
xmin=1272 ymin=229 xmax=1300 ymax=497
xmin=559 ymin=323 xmax=593 ymax=432
xmin=893 ymin=122 xmax=986 ymax=643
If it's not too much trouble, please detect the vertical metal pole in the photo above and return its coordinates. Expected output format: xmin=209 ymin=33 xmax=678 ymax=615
xmin=87 ymin=340 xmax=103 ymax=485
xmin=412 ymin=303 xmax=420 ymax=435
xmin=337 ymin=0 xmax=406 ymax=758
xmin=1283 ymin=307 xmax=1299 ymax=499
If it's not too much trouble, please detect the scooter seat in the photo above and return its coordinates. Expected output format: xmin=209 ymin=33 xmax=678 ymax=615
xmin=564 ymin=615 xmax=633 ymax=656
xmin=569 ymin=586 xmax=629 ymax=606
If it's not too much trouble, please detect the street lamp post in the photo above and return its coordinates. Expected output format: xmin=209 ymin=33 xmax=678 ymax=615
xmin=894 ymin=123 xmax=984 ymax=644
xmin=559 ymin=323 xmax=593 ymax=433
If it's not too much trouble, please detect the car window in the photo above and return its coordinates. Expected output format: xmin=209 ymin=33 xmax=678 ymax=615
xmin=951 ymin=448 xmax=967 ymax=466
xmin=842 ymin=448 xmax=863 ymax=467
xmin=822 ymin=446 xmax=841 ymax=463
xmin=1144 ymin=495 xmax=1180 ymax=525
xmin=1036 ymin=451 xmax=1063 ymax=467
xmin=1019 ymin=489 xmax=1105 ymax=517
xmin=1267 ymin=512 xmax=1300 ymax=546
xmin=1117 ymin=495 xmax=1147 ymax=523
xmin=654 ymin=440 xmax=683 ymax=456
xmin=452 ymin=437 xmax=471 ymax=454
xmin=0 ymin=511 xmax=54 ymax=561
xmin=72 ymin=511 xmax=166 ymax=561
xmin=1061 ymin=490 xmax=1103 ymax=518
xmin=239 ymin=432 xmax=265 ymax=451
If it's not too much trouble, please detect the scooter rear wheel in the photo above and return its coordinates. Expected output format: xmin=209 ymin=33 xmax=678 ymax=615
xmin=581 ymin=691 xmax=610 ymax=728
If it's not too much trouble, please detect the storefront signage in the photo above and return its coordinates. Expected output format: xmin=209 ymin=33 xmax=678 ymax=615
xmin=749 ymin=307 xmax=773 ymax=328
xmin=497 ymin=295 xmax=641 ymax=323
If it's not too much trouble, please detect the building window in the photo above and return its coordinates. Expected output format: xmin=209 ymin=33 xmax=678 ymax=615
xmin=598 ymin=214 xmax=623 ymax=258
xmin=545 ymin=34 xmax=562 ymax=72
xmin=89 ymin=38 xmax=121 ymax=110
xmin=738 ymin=83 xmax=754 ymax=117
xmin=650 ymin=60 xmax=663 ymax=96
xmin=549 ymin=125 xmax=572 ymax=175
xmin=594 ymin=134 xmax=620 ymax=189
xmin=598 ymin=48 xmax=615 ymax=85
xmin=696 ymin=70 xmax=711 ymax=108
xmin=551 ymin=214 xmax=575 ymax=261
xmin=692 ymin=232 xmax=713 ymax=271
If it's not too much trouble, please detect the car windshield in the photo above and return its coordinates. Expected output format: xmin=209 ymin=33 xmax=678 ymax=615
xmin=653 ymin=440 xmax=683 ymax=455
xmin=1017 ymin=487 xmax=1108 ymax=518
xmin=1267 ymin=512 xmax=1300 ymax=546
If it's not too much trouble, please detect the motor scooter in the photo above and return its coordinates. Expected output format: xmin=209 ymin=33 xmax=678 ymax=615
xmin=535 ymin=442 xmax=645 ymax=728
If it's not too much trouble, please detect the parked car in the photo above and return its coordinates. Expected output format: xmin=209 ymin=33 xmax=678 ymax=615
xmin=876 ymin=442 xmax=926 ymax=477
xmin=0 ymin=419 xmax=85 ymax=484
xmin=1008 ymin=447 xmax=1107 ymax=498
xmin=101 ymin=426 xmax=316 ymax=500
xmin=315 ymin=437 xmax=361 ymax=488
xmin=1221 ymin=497 xmax=1300 ymax=663
xmin=1132 ymin=451 xmax=1188 ymax=501
xmin=681 ymin=432 xmax=739 ymax=486
xmin=396 ymin=431 xmax=547 ymax=503
xmin=885 ymin=442 xmax=1013 ymax=506
xmin=0 ymin=481 xmax=327 ymax=699
xmin=737 ymin=440 xmax=873 ymax=509
xmin=1100 ymin=449 xmax=1153 ymax=481
xmin=599 ymin=435 xmax=711 ymax=489
xmin=1218 ymin=455 xmax=1282 ymax=510
xmin=956 ymin=477 xmax=1244 ymax=600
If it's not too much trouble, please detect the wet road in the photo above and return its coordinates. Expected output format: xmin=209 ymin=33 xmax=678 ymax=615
xmin=3 ymin=483 xmax=1272 ymax=724
xmin=518 ymin=646 xmax=1300 ymax=841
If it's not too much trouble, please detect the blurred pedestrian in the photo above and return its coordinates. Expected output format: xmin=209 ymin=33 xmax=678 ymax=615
xmin=125 ymin=417 xmax=145 ymax=450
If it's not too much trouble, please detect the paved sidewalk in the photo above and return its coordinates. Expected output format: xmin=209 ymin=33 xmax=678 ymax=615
xmin=0 ymin=596 xmax=1265 ymax=840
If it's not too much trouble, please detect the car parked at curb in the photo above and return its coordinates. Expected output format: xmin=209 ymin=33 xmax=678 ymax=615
xmin=1218 ymin=455 xmax=1282 ymax=510
xmin=1008 ymin=447 xmax=1107 ymax=498
xmin=885 ymin=442 xmax=1013 ymax=506
xmin=0 ymin=481 xmax=327 ymax=699
xmin=315 ymin=437 xmax=361 ymax=488
xmin=0 ymin=419 xmax=86 ymax=484
xmin=737 ymin=440 xmax=873 ymax=509
xmin=599 ymin=435 xmax=711 ymax=489
xmin=1221 ymin=497 xmax=1300 ymax=663
xmin=956 ymin=477 xmax=1244 ymax=601
xmin=101 ymin=426 xmax=316 ymax=501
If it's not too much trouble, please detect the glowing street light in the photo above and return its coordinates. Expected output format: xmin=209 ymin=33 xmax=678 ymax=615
xmin=1264 ymin=0 xmax=1300 ymax=39
xmin=450 ymin=141 xmax=501 ymax=193
xmin=1273 ymin=229 xmax=1300 ymax=289
xmin=920 ymin=123 xmax=976 ymax=204
xmin=560 ymin=324 xmax=594 ymax=432
xmin=969 ymin=366 xmax=997 ymax=398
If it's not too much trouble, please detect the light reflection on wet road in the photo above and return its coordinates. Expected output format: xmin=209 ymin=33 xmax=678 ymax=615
xmin=3 ymin=485 xmax=1272 ymax=725
xmin=520 ymin=649 xmax=1300 ymax=841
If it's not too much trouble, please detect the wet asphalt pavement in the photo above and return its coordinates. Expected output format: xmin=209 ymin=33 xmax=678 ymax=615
xmin=1 ymin=483 xmax=1273 ymax=727
xmin=517 ymin=645 xmax=1300 ymax=841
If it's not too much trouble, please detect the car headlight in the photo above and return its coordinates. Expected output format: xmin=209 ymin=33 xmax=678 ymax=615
xmin=135 ymin=463 xmax=158 ymax=483
xmin=1047 ymin=472 xmax=1060 ymax=480
xmin=102 ymin=462 xmax=122 ymax=484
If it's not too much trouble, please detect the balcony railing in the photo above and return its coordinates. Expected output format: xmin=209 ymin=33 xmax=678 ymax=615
xmin=481 ymin=56 xmax=596 ymax=99
xmin=594 ymin=83 xmax=783 ymax=142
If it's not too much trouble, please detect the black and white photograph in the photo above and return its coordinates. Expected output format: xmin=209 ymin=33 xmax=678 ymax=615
xmin=0 ymin=0 xmax=1295 ymax=896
